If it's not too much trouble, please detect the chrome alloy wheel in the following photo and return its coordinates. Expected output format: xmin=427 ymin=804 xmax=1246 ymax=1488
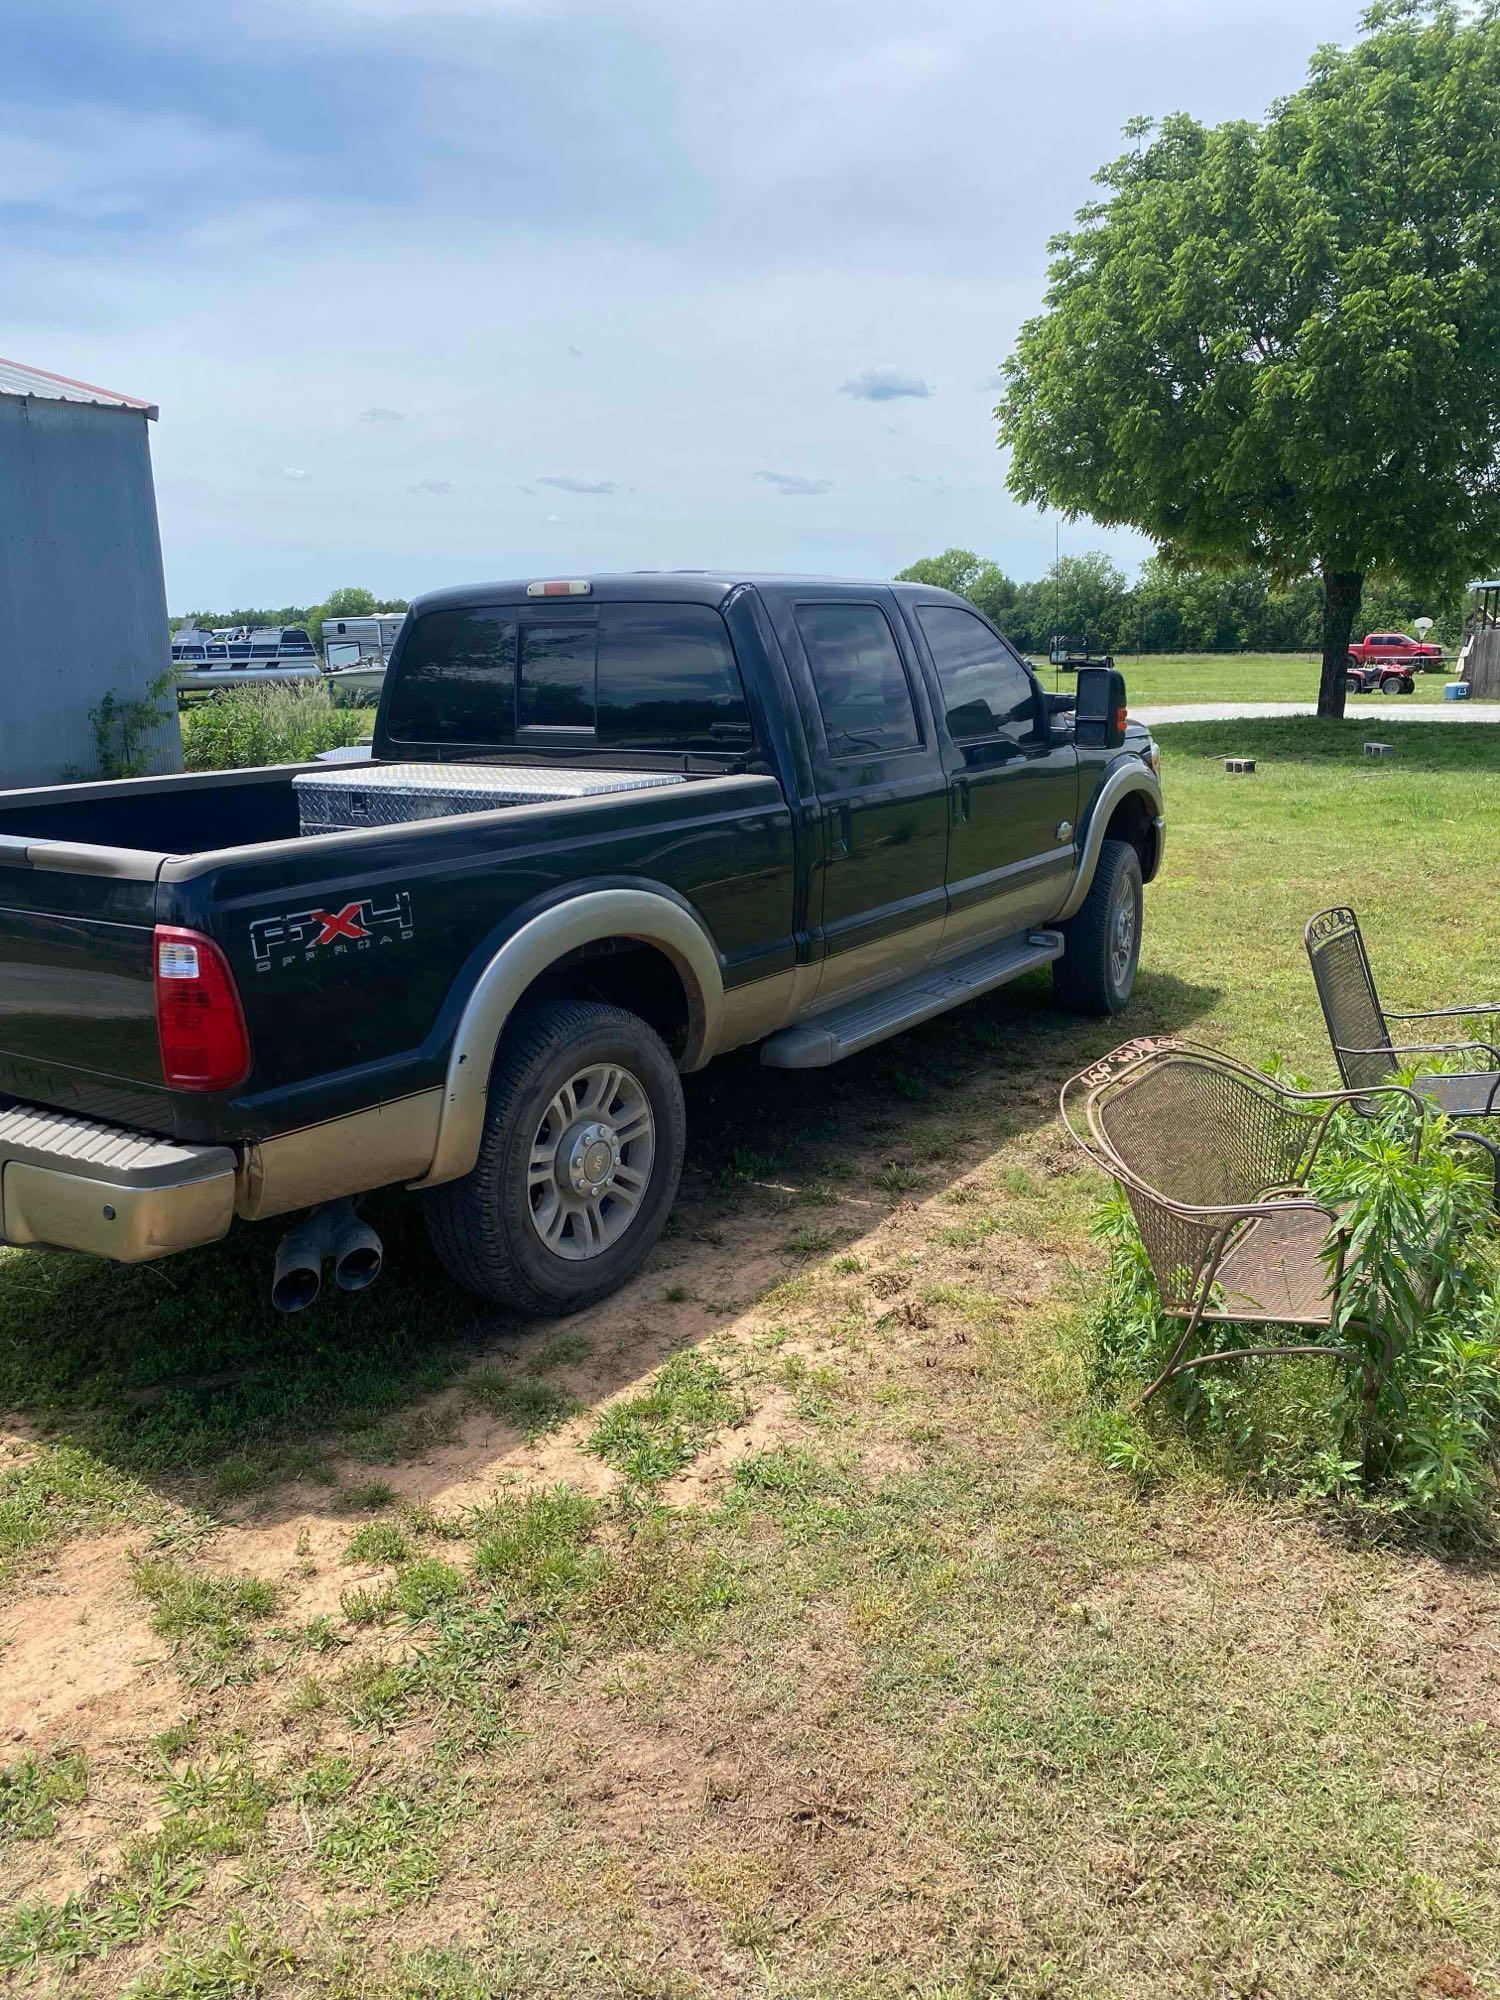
xmin=1109 ymin=873 xmax=1138 ymax=991
xmin=526 ymin=1062 xmax=656 ymax=1261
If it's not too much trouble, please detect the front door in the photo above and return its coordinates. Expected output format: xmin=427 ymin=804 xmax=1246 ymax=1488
xmin=905 ymin=601 xmax=1078 ymax=954
xmin=784 ymin=593 xmax=950 ymax=1005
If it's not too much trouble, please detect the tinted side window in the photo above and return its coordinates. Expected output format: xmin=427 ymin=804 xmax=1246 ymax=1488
xmin=795 ymin=602 xmax=919 ymax=756
xmin=385 ymin=607 xmax=517 ymax=743
xmin=597 ymin=604 xmax=754 ymax=752
xmin=519 ymin=616 xmax=597 ymax=731
xmin=917 ymin=605 xmax=1036 ymax=742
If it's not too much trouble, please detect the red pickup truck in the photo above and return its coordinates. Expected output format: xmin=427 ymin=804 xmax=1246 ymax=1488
xmin=1345 ymin=632 xmax=1444 ymax=693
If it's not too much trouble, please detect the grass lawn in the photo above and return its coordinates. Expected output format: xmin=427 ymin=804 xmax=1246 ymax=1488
xmin=1 ymin=720 xmax=1497 ymax=1998
xmin=1025 ymin=649 xmax=1459 ymax=708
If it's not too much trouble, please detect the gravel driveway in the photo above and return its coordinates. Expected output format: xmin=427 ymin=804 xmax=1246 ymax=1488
xmin=1133 ymin=699 xmax=1500 ymax=726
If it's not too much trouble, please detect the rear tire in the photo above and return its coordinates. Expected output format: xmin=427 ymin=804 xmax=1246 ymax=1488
xmin=1346 ymin=673 xmax=1364 ymax=696
xmin=424 ymin=999 xmax=685 ymax=1315
xmin=1052 ymin=838 xmax=1144 ymax=1016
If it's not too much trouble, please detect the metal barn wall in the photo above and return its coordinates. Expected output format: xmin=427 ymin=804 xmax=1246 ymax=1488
xmin=0 ymin=396 xmax=183 ymax=785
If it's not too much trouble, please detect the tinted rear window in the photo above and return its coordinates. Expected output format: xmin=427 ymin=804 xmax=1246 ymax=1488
xmin=520 ymin=616 xmax=596 ymax=731
xmin=385 ymin=607 xmax=517 ymax=744
xmin=598 ymin=604 xmax=752 ymax=751
xmin=386 ymin=601 xmax=753 ymax=753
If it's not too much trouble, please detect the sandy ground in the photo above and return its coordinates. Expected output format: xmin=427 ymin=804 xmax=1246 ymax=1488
xmin=0 ymin=1186 xmax=868 ymax=1754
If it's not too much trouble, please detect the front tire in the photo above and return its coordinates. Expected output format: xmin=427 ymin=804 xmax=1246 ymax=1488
xmin=424 ymin=999 xmax=686 ymax=1314
xmin=1380 ymin=672 xmax=1406 ymax=696
xmin=1052 ymin=838 xmax=1144 ymax=1016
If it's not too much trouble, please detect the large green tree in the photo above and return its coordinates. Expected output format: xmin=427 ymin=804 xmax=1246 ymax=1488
xmin=998 ymin=1 xmax=1500 ymax=717
xmin=1010 ymin=551 xmax=1131 ymax=653
xmin=894 ymin=548 xmax=1017 ymax=623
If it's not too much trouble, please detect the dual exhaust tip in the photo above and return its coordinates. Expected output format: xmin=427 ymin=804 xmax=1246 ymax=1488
xmin=271 ymin=1198 xmax=383 ymax=1313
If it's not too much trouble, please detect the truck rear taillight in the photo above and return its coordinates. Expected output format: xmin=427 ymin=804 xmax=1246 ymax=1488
xmin=152 ymin=925 xmax=251 ymax=1091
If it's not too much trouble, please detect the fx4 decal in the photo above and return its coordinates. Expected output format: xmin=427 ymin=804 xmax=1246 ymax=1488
xmin=250 ymin=892 xmax=414 ymax=971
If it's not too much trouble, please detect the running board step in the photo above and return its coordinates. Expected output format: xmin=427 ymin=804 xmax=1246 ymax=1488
xmin=759 ymin=930 xmax=1064 ymax=1070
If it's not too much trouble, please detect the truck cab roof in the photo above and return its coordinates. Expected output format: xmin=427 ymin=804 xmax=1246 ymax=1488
xmin=409 ymin=572 xmax=975 ymax=617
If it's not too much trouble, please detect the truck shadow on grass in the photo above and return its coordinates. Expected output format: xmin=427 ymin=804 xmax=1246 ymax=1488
xmin=0 ymin=969 xmax=1218 ymax=1525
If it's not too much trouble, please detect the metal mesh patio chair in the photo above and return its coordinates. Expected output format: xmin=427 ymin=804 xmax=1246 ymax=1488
xmin=1060 ymin=1038 xmax=1424 ymax=1404
xmin=1304 ymin=906 xmax=1500 ymax=1191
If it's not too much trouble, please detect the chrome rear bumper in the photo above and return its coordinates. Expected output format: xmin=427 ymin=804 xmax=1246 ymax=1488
xmin=0 ymin=1100 xmax=236 ymax=1262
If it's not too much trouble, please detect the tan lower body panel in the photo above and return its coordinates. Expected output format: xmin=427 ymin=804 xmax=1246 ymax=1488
xmin=811 ymin=912 xmax=947 ymax=1010
xmin=938 ymin=868 xmax=1071 ymax=960
xmin=237 ymin=1090 xmax=443 ymax=1220
xmin=712 ymin=965 xmax=815 ymax=1056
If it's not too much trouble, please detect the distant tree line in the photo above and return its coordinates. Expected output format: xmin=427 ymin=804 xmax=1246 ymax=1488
xmin=894 ymin=548 xmax=1464 ymax=656
xmin=170 ymin=586 xmax=409 ymax=656
xmin=172 ymin=565 xmax=1463 ymax=664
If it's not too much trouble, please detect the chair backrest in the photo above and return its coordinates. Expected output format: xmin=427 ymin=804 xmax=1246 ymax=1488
xmin=1061 ymin=1041 xmax=1319 ymax=1308
xmin=1088 ymin=1047 xmax=1313 ymax=1207
xmin=1304 ymin=907 xmax=1393 ymax=1090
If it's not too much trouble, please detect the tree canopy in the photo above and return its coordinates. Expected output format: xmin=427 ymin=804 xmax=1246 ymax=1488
xmin=896 ymin=546 xmax=1461 ymax=655
xmin=998 ymin=1 xmax=1500 ymax=714
xmin=893 ymin=548 xmax=1017 ymax=623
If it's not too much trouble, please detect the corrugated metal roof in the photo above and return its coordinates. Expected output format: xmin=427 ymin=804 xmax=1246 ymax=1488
xmin=0 ymin=354 xmax=157 ymax=420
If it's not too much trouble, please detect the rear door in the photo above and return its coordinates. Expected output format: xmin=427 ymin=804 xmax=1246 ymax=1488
xmin=773 ymin=590 xmax=949 ymax=1005
xmin=905 ymin=600 xmax=1078 ymax=952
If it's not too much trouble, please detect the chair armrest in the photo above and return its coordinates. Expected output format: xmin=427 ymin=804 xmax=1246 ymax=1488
xmin=1299 ymin=1082 xmax=1428 ymax=1170
xmin=1452 ymin=1127 xmax=1500 ymax=1167
xmin=1339 ymin=1039 xmax=1500 ymax=1066
xmin=1451 ymin=1130 xmax=1500 ymax=1206
xmin=1389 ymin=1001 xmax=1500 ymax=1023
xmin=1150 ymin=1191 xmax=1344 ymax=1231
xmin=1275 ymin=1081 xmax=1424 ymax=1112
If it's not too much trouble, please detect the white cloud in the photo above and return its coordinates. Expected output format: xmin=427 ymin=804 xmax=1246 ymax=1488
xmin=410 ymin=478 xmax=454 ymax=496
xmin=842 ymin=367 xmax=933 ymax=402
xmin=754 ymin=470 xmax=833 ymax=497
xmin=361 ymin=406 xmax=407 ymax=424
xmin=535 ymin=475 xmax=619 ymax=494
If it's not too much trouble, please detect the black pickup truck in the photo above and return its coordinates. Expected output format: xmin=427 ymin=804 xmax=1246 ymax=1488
xmin=0 ymin=572 xmax=1164 ymax=1315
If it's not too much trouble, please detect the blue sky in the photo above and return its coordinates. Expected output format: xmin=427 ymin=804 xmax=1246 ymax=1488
xmin=4 ymin=0 xmax=1363 ymax=610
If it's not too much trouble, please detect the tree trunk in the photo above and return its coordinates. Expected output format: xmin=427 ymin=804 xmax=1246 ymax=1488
xmin=1317 ymin=567 xmax=1364 ymax=719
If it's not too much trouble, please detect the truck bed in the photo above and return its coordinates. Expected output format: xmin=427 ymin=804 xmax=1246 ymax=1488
xmin=0 ymin=760 xmax=794 ymax=1144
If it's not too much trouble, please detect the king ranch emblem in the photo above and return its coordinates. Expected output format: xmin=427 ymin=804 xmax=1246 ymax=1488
xmin=250 ymin=892 xmax=414 ymax=971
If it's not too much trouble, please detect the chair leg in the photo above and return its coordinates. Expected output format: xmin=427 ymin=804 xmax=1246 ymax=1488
xmin=1140 ymin=1238 xmax=1232 ymax=1405
xmin=1141 ymin=1301 xmax=1211 ymax=1405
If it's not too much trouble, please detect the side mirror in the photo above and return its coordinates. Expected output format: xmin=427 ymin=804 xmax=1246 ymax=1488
xmin=1074 ymin=666 xmax=1127 ymax=749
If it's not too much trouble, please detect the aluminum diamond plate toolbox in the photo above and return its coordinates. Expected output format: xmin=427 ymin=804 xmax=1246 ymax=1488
xmin=293 ymin=761 xmax=685 ymax=834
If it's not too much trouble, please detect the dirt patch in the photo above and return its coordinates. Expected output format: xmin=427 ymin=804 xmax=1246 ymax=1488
xmin=0 ymin=1535 xmax=172 ymax=1747
xmin=661 ymin=1386 xmax=798 ymax=1507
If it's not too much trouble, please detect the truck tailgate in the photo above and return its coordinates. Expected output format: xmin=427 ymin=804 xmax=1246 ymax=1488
xmin=0 ymin=840 xmax=165 ymax=1111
